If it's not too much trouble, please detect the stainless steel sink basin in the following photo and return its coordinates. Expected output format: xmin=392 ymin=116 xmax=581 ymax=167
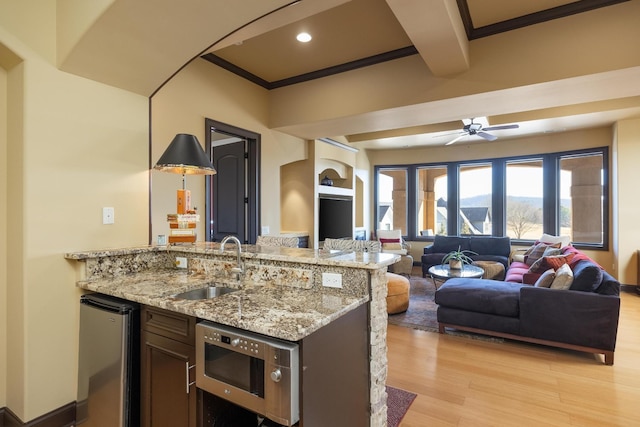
xmin=171 ymin=286 xmax=238 ymax=300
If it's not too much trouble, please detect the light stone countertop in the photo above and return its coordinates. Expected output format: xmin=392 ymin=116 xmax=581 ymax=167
xmin=70 ymin=244 xmax=397 ymax=341
xmin=76 ymin=269 xmax=367 ymax=341
xmin=66 ymin=242 xmax=397 ymax=270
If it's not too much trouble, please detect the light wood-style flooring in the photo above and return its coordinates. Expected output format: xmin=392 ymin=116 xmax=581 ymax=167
xmin=386 ymin=288 xmax=640 ymax=426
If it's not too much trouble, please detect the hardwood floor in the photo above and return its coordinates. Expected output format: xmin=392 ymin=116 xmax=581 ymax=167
xmin=386 ymin=288 xmax=640 ymax=426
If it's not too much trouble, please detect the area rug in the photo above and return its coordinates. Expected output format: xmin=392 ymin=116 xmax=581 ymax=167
xmin=386 ymin=385 xmax=417 ymax=427
xmin=387 ymin=271 xmax=439 ymax=332
xmin=387 ymin=268 xmax=504 ymax=343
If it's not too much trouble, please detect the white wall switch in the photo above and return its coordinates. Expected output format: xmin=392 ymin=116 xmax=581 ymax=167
xmin=322 ymin=272 xmax=342 ymax=288
xmin=175 ymin=257 xmax=188 ymax=269
xmin=261 ymin=226 xmax=270 ymax=235
xmin=102 ymin=207 xmax=115 ymax=224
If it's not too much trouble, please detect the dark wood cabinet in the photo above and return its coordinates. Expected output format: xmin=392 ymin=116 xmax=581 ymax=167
xmin=141 ymin=306 xmax=198 ymax=427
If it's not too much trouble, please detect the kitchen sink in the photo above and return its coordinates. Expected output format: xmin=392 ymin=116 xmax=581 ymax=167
xmin=171 ymin=286 xmax=238 ymax=300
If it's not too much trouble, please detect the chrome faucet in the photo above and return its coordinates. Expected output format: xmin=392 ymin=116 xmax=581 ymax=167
xmin=220 ymin=235 xmax=244 ymax=280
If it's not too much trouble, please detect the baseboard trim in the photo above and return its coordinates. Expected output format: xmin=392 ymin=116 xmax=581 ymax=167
xmin=621 ymin=284 xmax=640 ymax=294
xmin=2 ymin=403 xmax=75 ymax=427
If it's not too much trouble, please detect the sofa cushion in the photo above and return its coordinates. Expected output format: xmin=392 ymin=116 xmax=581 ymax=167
xmin=504 ymin=261 xmax=530 ymax=283
xmin=562 ymin=245 xmax=596 ymax=268
xmin=435 ymin=278 xmax=524 ymax=317
xmin=570 ymin=260 xmax=604 ymax=292
xmin=534 ymin=269 xmax=556 ymax=288
xmin=597 ymin=271 xmax=621 ymax=295
xmin=550 ymin=263 xmax=574 ymax=290
xmin=469 ymin=236 xmax=511 ymax=257
xmin=432 ymin=235 xmax=470 ymax=253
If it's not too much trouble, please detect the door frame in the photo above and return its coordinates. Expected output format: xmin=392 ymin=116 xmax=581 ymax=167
xmin=205 ymin=118 xmax=260 ymax=243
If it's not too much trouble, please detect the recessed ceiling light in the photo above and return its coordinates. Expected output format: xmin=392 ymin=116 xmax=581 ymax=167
xmin=296 ymin=32 xmax=312 ymax=43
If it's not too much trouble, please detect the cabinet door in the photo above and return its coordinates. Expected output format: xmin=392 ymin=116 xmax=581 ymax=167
xmin=141 ymin=330 xmax=196 ymax=427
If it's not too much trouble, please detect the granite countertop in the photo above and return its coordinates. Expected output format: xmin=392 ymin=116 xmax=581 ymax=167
xmin=65 ymin=242 xmax=399 ymax=270
xmin=76 ymin=268 xmax=368 ymax=341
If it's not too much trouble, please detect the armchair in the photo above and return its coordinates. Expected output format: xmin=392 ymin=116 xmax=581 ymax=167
xmin=376 ymin=229 xmax=413 ymax=276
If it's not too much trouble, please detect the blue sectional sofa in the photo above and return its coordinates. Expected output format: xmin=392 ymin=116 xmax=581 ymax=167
xmin=434 ymin=243 xmax=621 ymax=365
xmin=421 ymin=235 xmax=511 ymax=278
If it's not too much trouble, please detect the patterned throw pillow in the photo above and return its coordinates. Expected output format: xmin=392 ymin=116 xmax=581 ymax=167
xmin=379 ymin=238 xmax=401 ymax=244
xmin=542 ymin=246 xmax=562 ymax=257
xmin=528 ymin=253 xmax=575 ymax=273
xmin=380 ymin=238 xmax=406 ymax=255
xmin=382 ymin=242 xmax=403 ymax=251
xmin=550 ymin=263 xmax=574 ymax=290
xmin=534 ymin=269 xmax=556 ymax=288
xmin=525 ymin=242 xmax=561 ymax=266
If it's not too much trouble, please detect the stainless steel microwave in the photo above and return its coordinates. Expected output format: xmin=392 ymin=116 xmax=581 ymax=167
xmin=195 ymin=321 xmax=299 ymax=426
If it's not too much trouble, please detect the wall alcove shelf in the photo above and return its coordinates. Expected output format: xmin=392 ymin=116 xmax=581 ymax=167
xmin=280 ymin=139 xmax=363 ymax=248
xmin=318 ymin=167 xmax=351 ymax=190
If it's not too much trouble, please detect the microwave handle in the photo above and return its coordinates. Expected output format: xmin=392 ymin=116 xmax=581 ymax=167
xmin=186 ymin=362 xmax=196 ymax=394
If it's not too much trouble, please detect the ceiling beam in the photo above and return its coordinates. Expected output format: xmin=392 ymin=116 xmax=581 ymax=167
xmin=386 ymin=0 xmax=469 ymax=76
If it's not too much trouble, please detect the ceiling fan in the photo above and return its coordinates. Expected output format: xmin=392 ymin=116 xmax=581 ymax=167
xmin=445 ymin=118 xmax=520 ymax=145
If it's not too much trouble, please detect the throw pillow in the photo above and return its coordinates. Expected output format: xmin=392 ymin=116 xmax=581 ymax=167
xmin=525 ymin=242 xmax=561 ymax=266
xmin=534 ymin=269 xmax=556 ymax=288
xmin=542 ymin=246 xmax=562 ymax=257
xmin=379 ymin=237 xmax=401 ymax=244
xmin=528 ymin=253 xmax=575 ymax=273
xmin=550 ymin=263 xmax=574 ymax=290
xmin=539 ymin=233 xmax=571 ymax=247
xmin=382 ymin=242 xmax=402 ymax=251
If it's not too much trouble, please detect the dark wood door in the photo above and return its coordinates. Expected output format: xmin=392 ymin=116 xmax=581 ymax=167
xmin=141 ymin=331 xmax=197 ymax=427
xmin=205 ymin=119 xmax=260 ymax=244
xmin=211 ymin=140 xmax=246 ymax=243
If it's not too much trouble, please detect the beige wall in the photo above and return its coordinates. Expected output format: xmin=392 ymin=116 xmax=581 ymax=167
xmin=613 ymin=118 xmax=640 ymax=284
xmin=0 ymin=46 xmax=8 ymax=408
xmin=1 ymin=2 xmax=149 ymax=421
xmin=150 ymin=58 xmax=307 ymax=241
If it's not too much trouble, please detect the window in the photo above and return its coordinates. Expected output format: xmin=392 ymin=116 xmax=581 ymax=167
xmin=505 ymin=159 xmax=543 ymax=240
xmin=416 ymin=166 xmax=447 ymax=236
xmin=374 ymin=147 xmax=608 ymax=250
xmin=459 ymin=163 xmax=492 ymax=235
xmin=376 ymin=168 xmax=407 ymax=235
xmin=559 ymin=152 xmax=605 ymax=246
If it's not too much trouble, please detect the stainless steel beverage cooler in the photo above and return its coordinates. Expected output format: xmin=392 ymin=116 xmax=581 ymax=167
xmin=77 ymin=294 xmax=140 ymax=426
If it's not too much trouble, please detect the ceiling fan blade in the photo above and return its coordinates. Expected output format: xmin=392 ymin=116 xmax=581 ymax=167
xmin=445 ymin=134 xmax=466 ymax=146
xmin=433 ymin=131 xmax=464 ymax=139
xmin=482 ymin=124 xmax=519 ymax=131
xmin=477 ymin=131 xmax=497 ymax=141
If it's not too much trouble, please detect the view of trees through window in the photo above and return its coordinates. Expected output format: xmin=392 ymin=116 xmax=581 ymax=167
xmin=506 ymin=159 xmax=543 ymax=239
xmin=374 ymin=148 xmax=607 ymax=248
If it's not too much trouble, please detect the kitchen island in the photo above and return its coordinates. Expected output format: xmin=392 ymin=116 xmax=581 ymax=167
xmin=66 ymin=242 xmax=398 ymax=426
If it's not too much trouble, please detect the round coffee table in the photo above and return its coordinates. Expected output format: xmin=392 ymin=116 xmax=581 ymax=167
xmin=428 ymin=264 xmax=484 ymax=288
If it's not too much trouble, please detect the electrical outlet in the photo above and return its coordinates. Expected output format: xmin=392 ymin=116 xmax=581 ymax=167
xmin=102 ymin=207 xmax=115 ymax=224
xmin=175 ymin=257 xmax=188 ymax=269
xmin=261 ymin=226 xmax=270 ymax=235
xmin=322 ymin=272 xmax=342 ymax=288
